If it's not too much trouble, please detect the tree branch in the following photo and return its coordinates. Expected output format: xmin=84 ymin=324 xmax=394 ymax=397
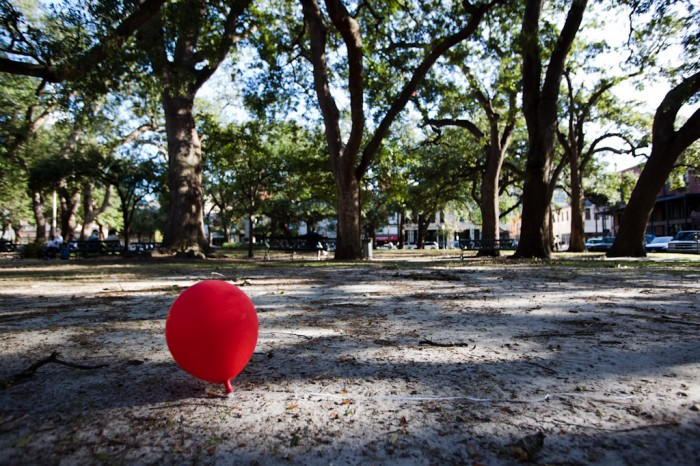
xmin=424 ymin=118 xmax=485 ymax=139
xmin=0 ymin=0 xmax=169 ymax=82
xmin=356 ymin=1 xmax=499 ymax=179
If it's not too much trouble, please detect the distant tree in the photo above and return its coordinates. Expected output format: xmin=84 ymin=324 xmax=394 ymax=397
xmin=102 ymin=154 xmax=162 ymax=250
xmin=407 ymin=127 xmax=477 ymax=248
xmin=298 ymin=0 xmax=500 ymax=259
xmin=202 ymin=120 xmax=287 ymax=258
xmin=558 ymin=68 xmax=645 ymax=252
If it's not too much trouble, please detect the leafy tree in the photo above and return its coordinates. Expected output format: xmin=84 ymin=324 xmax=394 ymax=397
xmin=558 ymin=68 xmax=646 ymax=252
xmin=406 ymin=126 xmax=477 ymax=248
xmin=298 ymin=0 xmax=500 ymax=259
xmin=202 ymin=119 xmax=289 ymax=258
xmin=423 ymin=38 xmax=521 ymax=256
xmin=514 ymin=0 xmax=588 ymax=259
xmin=0 ymin=0 xmax=168 ymax=82
xmin=102 ymin=153 xmax=162 ymax=249
xmin=134 ymin=0 xmax=253 ymax=254
xmin=264 ymin=127 xmax=335 ymax=237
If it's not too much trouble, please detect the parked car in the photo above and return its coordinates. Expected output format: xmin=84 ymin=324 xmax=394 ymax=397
xmin=667 ymin=231 xmax=700 ymax=253
xmin=645 ymin=236 xmax=674 ymax=252
xmin=423 ymin=241 xmax=439 ymax=250
xmin=585 ymin=237 xmax=603 ymax=249
xmin=587 ymin=236 xmax=615 ymax=251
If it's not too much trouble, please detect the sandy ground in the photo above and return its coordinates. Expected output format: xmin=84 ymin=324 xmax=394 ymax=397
xmin=0 ymin=254 xmax=699 ymax=465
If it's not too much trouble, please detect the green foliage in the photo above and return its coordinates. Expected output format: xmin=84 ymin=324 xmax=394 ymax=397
xmin=19 ymin=240 xmax=44 ymax=258
xmin=201 ymin=118 xmax=327 ymax=238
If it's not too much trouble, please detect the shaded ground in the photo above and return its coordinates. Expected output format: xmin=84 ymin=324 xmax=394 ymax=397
xmin=0 ymin=254 xmax=699 ymax=465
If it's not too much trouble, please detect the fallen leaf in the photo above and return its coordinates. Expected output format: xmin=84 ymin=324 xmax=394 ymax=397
xmin=388 ymin=432 xmax=399 ymax=444
xmin=510 ymin=432 xmax=545 ymax=461
xmin=286 ymin=405 xmax=298 ymax=411
xmin=341 ymin=399 xmax=353 ymax=405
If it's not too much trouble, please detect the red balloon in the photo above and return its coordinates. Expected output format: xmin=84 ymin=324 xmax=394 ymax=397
xmin=166 ymin=280 xmax=258 ymax=393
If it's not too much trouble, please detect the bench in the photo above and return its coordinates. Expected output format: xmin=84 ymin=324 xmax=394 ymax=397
xmin=65 ymin=240 xmax=123 ymax=258
xmin=63 ymin=241 xmax=160 ymax=258
xmin=0 ymin=240 xmax=17 ymax=252
xmin=459 ymin=239 xmax=516 ymax=259
xmin=263 ymin=236 xmax=335 ymax=260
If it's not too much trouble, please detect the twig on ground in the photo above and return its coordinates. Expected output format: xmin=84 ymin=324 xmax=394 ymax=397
xmin=514 ymin=332 xmax=596 ymax=339
xmin=418 ymin=339 xmax=475 ymax=348
xmin=523 ymin=361 xmax=558 ymax=375
xmin=1 ymin=351 xmax=108 ymax=390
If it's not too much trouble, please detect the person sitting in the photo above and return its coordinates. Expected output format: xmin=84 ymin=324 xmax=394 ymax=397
xmin=105 ymin=228 xmax=123 ymax=253
xmin=87 ymin=229 xmax=101 ymax=241
xmin=45 ymin=235 xmax=60 ymax=259
xmin=106 ymin=228 xmax=120 ymax=243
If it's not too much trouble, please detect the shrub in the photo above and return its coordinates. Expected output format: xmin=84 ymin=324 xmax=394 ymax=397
xmin=20 ymin=241 xmax=45 ymax=259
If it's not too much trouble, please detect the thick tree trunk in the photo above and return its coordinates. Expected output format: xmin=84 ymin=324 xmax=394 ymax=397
xmin=607 ymin=148 xmax=671 ymax=257
xmin=478 ymin=145 xmax=504 ymax=257
xmin=568 ymin=158 xmax=586 ymax=252
xmin=515 ymin=0 xmax=587 ymax=259
xmin=31 ymin=191 xmax=47 ymax=242
xmin=161 ymin=94 xmax=208 ymax=253
xmin=59 ymin=190 xmax=80 ymax=239
xmin=417 ymin=214 xmax=432 ymax=248
xmin=80 ymin=183 xmax=112 ymax=240
xmin=517 ymin=166 xmax=553 ymax=258
xmin=334 ymin=176 xmax=362 ymax=260
xmin=608 ymin=72 xmax=700 ymax=257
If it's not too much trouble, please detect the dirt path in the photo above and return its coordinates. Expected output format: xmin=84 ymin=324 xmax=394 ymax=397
xmin=1 ymin=257 xmax=699 ymax=465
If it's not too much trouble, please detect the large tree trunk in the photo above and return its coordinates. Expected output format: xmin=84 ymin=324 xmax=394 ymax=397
xmin=478 ymin=144 xmax=505 ymax=257
xmin=568 ymin=157 xmax=586 ymax=252
xmin=517 ymin=158 xmax=553 ymax=258
xmin=335 ymin=175 xmax=362 ymax=259
xmin=59 ymin=190 xmax=81 ymax=239
xmin=608 ymin=71 xmax=700 ymax=257
xmin=161 ymin=94 xmax=208 ymax=253
xmin=31 ymin=191 xmax=47 ymax=242
xmin=80 ymin=183 xmax=112 ymax=240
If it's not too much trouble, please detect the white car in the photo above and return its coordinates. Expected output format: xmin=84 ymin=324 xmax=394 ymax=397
xmin=423 ymin=241 xmax=439 ymax=250
xmin=667 ymin=231 xmax=700 ymax=253
xmin=645 ymin=236 xmax=674 ymax=252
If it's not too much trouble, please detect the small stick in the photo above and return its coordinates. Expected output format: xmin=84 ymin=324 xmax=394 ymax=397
xmin=1 ymin=351 xmax=108 ymax=390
